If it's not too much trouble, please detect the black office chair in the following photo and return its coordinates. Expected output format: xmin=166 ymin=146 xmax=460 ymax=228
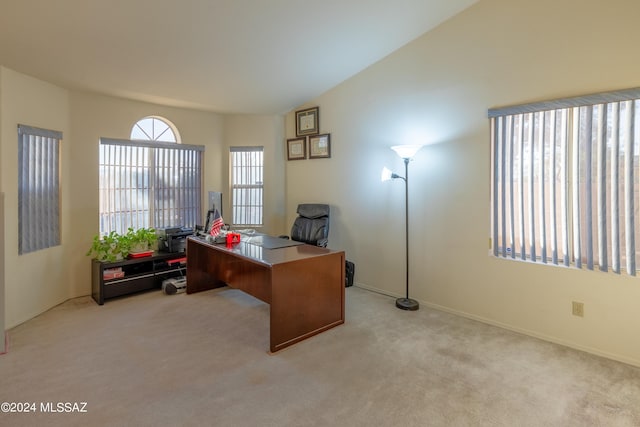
xmin=283 ymin=203 xmax=330 ymax=247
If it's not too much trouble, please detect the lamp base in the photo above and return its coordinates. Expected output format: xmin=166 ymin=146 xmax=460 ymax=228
xmin=395 ymin=297 xmax=419 ymax=311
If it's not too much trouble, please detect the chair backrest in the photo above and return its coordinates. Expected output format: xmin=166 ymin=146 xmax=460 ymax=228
xmin=290 ymin=204 xmax=330 ymax=247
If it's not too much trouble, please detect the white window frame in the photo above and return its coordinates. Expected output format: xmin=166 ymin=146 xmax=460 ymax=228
xmin=230 ymin=146 xmax=264 ymax=227
xmin=18 ymin=124 xmax=62 ymax=254
xmin=99 ymin=137 xmax=203 ymax=235
xmin=130 ymin=116 xmax=179 ymax=143
xmin=490 ymin=87 xmax=640 ymax=276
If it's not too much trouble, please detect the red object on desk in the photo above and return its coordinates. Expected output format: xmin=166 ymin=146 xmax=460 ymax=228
xmin=226 ymin=233 xmax=241 ymax=247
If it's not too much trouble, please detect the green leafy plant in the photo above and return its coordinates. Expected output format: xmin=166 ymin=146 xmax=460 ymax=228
xmin=120 ymin=227 xmax=158 ymax=254
xmin=86 ymin=227 xmax=157 ymax=261
xmin=85 ymin=231 xmax=127 ymax=262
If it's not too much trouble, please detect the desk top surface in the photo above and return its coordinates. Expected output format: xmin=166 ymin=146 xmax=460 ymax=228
xmin=187 ymin=235 xmax=343 ymax=267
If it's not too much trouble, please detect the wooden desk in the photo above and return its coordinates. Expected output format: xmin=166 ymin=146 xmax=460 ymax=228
xmin=186 ymin=236 xmax=345 ymax=352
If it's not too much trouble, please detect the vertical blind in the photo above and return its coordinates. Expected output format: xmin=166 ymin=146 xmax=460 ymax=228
xmin=99 ymin=138 xmax=203 ymax=234
xmin=18 ymin=124 xmax=62 ymax=254
xmin=230 ymin=146 xmax=264 ymax=226
xmin=489 ymin=88 xmax=640 ymax=275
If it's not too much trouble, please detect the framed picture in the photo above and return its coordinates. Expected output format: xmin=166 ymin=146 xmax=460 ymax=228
xmin=295 ymin=107 xmax=319 ymax=136
xmin=309 ymin=134 xmax=331 ymax=159
xmin=287 ymin=137 xmax=307 ymax=160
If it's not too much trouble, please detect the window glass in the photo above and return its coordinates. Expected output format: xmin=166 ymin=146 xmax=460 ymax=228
xmin=18 ymin=125 xmax=61 ymax=254
xmin=130 ymin=116 xmax=177 ymax=143
xmin=491 ymin=90 xmax=640 ymax=276
xmin=99 ymin=117 xmax=200 ymax=234
xmin=230 ymin=147 xmax=264 ymax=226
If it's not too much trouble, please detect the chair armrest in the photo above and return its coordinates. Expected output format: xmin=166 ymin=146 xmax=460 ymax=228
xmin=317 ymin=238 xmax=328 ymax=247
xmin=279 ymin=235 xmax=290 ymax=240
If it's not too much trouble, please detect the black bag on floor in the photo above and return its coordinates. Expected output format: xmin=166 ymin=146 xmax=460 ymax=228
xmin=345 ymin=261 xmax=355 ymax=287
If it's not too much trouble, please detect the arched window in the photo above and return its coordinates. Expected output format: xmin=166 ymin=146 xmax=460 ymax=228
xmin=130 ymin=116 xmax=180 ymax=143
xmin=98 ymin=117 xmax=202 ymax=235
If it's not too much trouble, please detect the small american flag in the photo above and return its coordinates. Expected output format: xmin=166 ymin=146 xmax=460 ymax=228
xmin=209 ymin=209 xmax=224 ymax=237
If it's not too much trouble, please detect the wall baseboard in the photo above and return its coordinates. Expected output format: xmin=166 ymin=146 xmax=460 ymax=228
xmin=353 ymin=283 xmax=640 ymax=368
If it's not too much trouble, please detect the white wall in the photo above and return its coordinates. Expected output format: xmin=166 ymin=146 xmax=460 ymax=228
xmin=222 ymin=114 xmax=286 ymax=235
xmin=285 ymin=0 xmax=640 ymax=366
xmin=0 ymin=67 xmax=71 ymax=328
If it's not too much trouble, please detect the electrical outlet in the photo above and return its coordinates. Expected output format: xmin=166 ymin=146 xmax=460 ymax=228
xmin=572 ymin=301 xmax=584 ymax=317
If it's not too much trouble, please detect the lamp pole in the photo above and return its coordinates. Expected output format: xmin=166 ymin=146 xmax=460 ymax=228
xmin=382 ymin=144 xmax=422 ymax=310
xmin=396 ymin=157 xmax=419 ymax=311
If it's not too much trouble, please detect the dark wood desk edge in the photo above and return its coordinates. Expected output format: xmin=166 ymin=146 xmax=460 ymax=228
xmin=271 ymin=319 xmax=345 ymax=353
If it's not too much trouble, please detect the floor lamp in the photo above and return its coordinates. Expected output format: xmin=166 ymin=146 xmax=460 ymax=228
xmin=381 ymin=144 xmax=423 ymax=311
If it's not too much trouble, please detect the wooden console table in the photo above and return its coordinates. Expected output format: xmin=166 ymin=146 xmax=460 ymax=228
xmin=92 ymin=252 xmax=187 ymax=305
xmin=186 ymin=235 xmax=345 ymax=352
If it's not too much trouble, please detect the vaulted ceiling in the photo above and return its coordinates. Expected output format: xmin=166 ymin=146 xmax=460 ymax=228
xmin=0 ymin=0 xmax=477 ymax=114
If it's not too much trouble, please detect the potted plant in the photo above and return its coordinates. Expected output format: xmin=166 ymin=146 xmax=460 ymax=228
xmin=86 ymin=230 xmax=128 ymax=262
xmin=87 ymin=227 xmax=158 ymax=261
xmin=121 ymin=227 xmax=158 ymax=256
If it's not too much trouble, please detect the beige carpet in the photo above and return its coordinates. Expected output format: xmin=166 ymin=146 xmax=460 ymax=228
xmin=1 ymin=286 xmax=640 ymax=427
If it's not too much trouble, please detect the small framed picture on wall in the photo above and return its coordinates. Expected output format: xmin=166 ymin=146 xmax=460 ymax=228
xmin=309 ymin=134 xmax=331 ymax=159
xmin=287 ymin=137 xmax=306 ymax=160
xmin=295 ymin=107 xmax=319 ymax=136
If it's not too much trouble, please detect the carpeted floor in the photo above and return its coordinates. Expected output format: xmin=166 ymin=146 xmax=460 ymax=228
xmin=1 ymin=286 xmax=640 ymax=427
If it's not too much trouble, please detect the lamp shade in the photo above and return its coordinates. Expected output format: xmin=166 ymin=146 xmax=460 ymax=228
xmin=381 ymin=167 xmax=393 ymax=182
xmin=391 ymin=144 xmax=423 ymax=160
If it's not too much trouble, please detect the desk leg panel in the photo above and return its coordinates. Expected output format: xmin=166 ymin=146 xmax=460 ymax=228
xmin=187 ymin=238 xmax=272 ymax=303
xmin=270 ymin=251 xmax=345 ymax=352
xmin=186 ymin=238 xmax=227 ymax=293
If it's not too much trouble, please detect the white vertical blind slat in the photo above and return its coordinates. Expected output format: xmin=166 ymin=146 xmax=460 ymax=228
xmin=519 ymin=114 xmax=526 ymax=260
xmin=500 ymin=116 xmax=507 ymax=256
xmin=549 ymin=111 xmax=558 ymax=265
xmin=508 ymin=116 xmax=516 ymax=258
xmin=624 ymin=101 xmax=636 ymax=275
xmin=596 ymin=105 xmax=608 ymax=271
xmin=538 ymin=112 xmax=547 ymax=263
xmin=572 ymin=108 xmax=582 ymax=269
xmin=584 ymin=106 xmax=594 ymax=270
xmin=528 ymin=113 xmax=536 ymax=260
xmin=610 ymin=104 xmax=620 ymax=273
xmin=560 ymin=109 xmax=570 ymax=266
xmin=491 ymin=118 xmax=499 ymax=257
